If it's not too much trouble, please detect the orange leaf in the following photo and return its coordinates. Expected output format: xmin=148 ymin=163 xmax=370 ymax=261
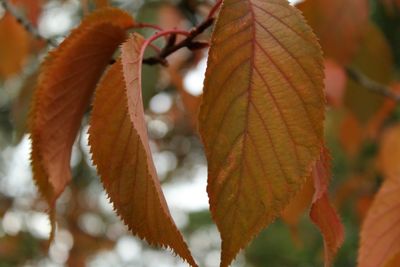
xmin=379 ymin=125 xmax=400 ymax=178
xmin=89 ymin=34 xmax=197 ymax=267
xmin=366 ymin=83 xmax=400 ymax=139
xmin=297 ymin=0 xmax=369 ymax=65
xmin=0 ymin=12 xmax=29 ymax=79
xmin=339 ymin=113 xmax=363 ymax=157
xmin=310 ymin=147 xmax=344 ymax=267
xmin=384 ymin=251 xmax=400 ymax=267
xmin=281 ymin=176 xmax=314 ymax=227
xmin=358 ymin=178 xmax=400 ymax=267
xmin=30 ymin=7 xmax=134 ymax=235
xmin=199 ymin=0 xmax=325 ymax=265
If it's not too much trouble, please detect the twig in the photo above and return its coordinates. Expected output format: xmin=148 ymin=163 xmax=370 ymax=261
xmin=1 ymin=0 xmax=58 ymax=47
xmin=345 ymin=66 xmax=400 ymax=102
xmin=142 ymin=18 xmax=214 ymax=66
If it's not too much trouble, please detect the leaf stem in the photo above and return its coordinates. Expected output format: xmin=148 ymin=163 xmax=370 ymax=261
xmin=142 ymin=18 xmax=214 ymax=66
xmin=208 ymin=0 xmax=223 ymax=19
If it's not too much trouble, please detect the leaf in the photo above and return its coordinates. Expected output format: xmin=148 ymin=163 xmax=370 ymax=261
xmin=0 ymin=12 xmax=29 ymax=79
xmin=344 ymin=23 xmax=394 ymax=123
xmin=358 ymin=178 xmax=400 ymax=267
xmin=89 ymin=34 xmax=197 ymax=267
xmin=384 ymin=252 xmax=400 ymax=267
xmin=297 ymin=0 xmax=369 ymax=65
xmin=30 ymin=7 xmax=134 ymax=234
xmin=339 ymin=113 xmax=363 ymax=157
xmin=324 ymin=59 xmax=347 ymax=107
xmin=367 ymin=83 xmax=400 ymax=139
xmin=198 ymin=0 xmax=325 ymax=265
xmin=11 ymin=71 xmax=38 ymax=144
xmin=281 ymin=176 xmax=314 ymax=228
xmin=310 ymin=147 xmax=344 ymax=267
xmin=379 ymin=125 xmax=400 ymax=178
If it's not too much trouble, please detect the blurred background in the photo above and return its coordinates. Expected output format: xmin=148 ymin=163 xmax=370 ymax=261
xmin=1 ymin=0 xmax=400 ymax=266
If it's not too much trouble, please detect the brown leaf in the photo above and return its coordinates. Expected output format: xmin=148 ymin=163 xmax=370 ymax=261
xmin=339 ymin=113 xmax=364 ymax=157
xmin=30 ymin=7 xmax=134 ymax=236
xmin=199 ymin=0 xmax=325 ymax=265
xmin=358 ymin=178 xmax=400 ymax=267
xmin=89 ymin=34 xmax=197 ymax=266
xmin=310 ymin=147 xmax=344 ymax=267
xmin=297 ymin=0 xmax=369 ymax=65
xmin=11 ymin=71 xmax=39 ymax=144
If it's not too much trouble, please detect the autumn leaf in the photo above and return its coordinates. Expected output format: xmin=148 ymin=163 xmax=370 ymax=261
xmin=339 ymin=113 xmax=363 ymax=157
xmin=310 ymin=148 xmax=344 ymax=267
xmin=198 ymin=0 xmax=325 ymax=265
xmin=0 ymin=12 xmax=29 ymax=79
xmin=89 ymin=34 xmax=197 ymax=266
xmin=281 ymin=176 xmax=314 ymax=229
xmin=11 ymin=71 xmax=38 ymax=144
xmin=366 ymin=83 xmax=400 ymax=139
xmin=379 ymin=125 xmax=400 ymax=178
xmin=30 ymin=7 xmax=134 ymax=236
xmin=297 ymin=0 xmax=369 ymax=65
xmin=384 ymin=252 xmax=400 ymax=267
xmin=358 ymin=178 xmax=400 ymax=267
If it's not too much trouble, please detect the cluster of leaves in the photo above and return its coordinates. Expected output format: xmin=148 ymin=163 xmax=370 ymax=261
xmin=2 ymin=0 xmax=400 ymax=266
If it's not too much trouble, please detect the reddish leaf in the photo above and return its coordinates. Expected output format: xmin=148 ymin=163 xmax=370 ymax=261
xmin=30 ymin=8 xmax=134 ymax=236
xmin=358 ymin=178 xmax=400 ymax=267
xmin=89 ymin=34 xmax=197 ymax=266
xmin=297 ymin=0 xmax=369 ymax=65
xmin=199 ymin=0 xmax=325 ymax=265
xmin=310 ymin=147 xmax=344 ymax=267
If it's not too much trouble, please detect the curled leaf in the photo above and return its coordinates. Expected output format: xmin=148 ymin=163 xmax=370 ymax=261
xmin=30 ymin=7 xmax=134 ymax=237
xmin=310 ymin=147 xmax=344 ymax=267
xmin=89 ymin=34 xmax=197 ymax=266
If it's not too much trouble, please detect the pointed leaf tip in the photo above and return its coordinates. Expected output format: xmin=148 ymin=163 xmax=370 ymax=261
xmin=310 ymin=147 xmax=344 ymax=267
xmin=199 ymin=0 xmax=325 ymax=265
xmin=89 ymin=34 xmax=197 ymax=267
xmin=30 ymin=7 xmax=134 ymax=238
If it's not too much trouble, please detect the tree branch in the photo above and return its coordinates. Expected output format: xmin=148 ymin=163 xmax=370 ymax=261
xmin=345 ymin=66 xmax=400 ymax=102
